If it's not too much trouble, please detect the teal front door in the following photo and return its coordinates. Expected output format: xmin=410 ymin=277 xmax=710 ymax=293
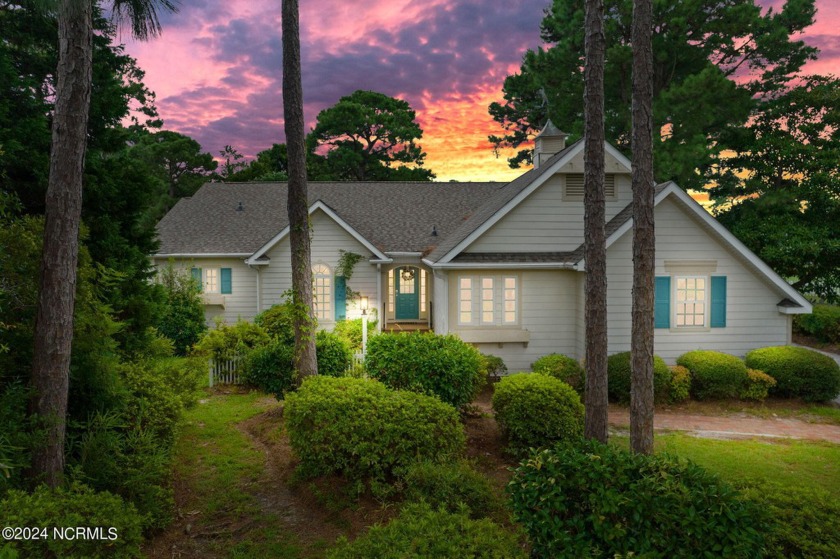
xmin=395 ymin=267 xmax=420 ymax=320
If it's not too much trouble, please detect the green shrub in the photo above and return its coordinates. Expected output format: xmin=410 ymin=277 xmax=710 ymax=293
xmin=0 ymin=483 xmax=144 ymax=558
xmin=333 ymin=316 xmax=378 ymax=352
xmin=326 ymin=502 xmax=526 ymax=559
xmin=243 ymin=340 xmax=295 ymax=399
xmin=147 ymin=356 xmax=206 ymax=408
xmin=739 ymin=368 xmax=777 ymax=401
xmin=285 ymin=377 xmax=466 ymax=483
xmin=746 ymin=346 xmax=840 ymax=402
xmin=254 ymin=303 xmax=295 ymax=344
xmin=155 ymin=263 xmax=206 ymax=356
xmin=794 ymin=304 xmax=840 ymax=344
xmin=119 ymin=361 xmax=184 ymax=446
xmin=607 ymin=351 xmax=673 ymax=404
xmin=480 ymin=354 xmax=507 ymax=380
xmin=365 ymin=332 xmax=484 ymax=408
xmin=492 ymin=373 xmax=583 ymax=454
xmin=193 ymin=319 xmax=270 ymax=361
xmin=401 ymin=460 xmax=498 ymax=519
xmin=316 ymin=330 xmax=352 ymax=377
xmin=741 ymin=482 xmax=840 ymax=559
xmin=677 ymin=350 xmax=748 ymax=400
xmin=509 ymin=440 xmax=765 ymax=558
xmin=668 ymin=365 xmax=691 ymax=403
xmin=531 ymin=353 xmax=584 ymax=393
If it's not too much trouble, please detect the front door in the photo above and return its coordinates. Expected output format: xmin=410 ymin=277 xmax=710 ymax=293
xmin=395 ymin=267 xmax=420 ymax=320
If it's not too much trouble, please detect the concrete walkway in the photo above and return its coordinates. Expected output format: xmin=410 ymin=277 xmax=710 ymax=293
xmin=609 ymin=408 xmax=840 ymax=444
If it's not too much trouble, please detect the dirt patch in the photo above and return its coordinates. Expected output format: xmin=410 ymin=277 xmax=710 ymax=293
xmin=793 ymin=333 xmax=840 ymax=355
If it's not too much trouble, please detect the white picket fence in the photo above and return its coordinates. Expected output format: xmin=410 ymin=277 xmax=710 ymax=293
xmin=351 ymin=352 xmax=365 ymax=369
xmin=208 ymin=354 xmax=245 ymax=387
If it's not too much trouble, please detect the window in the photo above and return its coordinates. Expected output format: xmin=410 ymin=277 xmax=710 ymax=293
xmin=313 ymin=264 xmax=331 ymax=321
xmin=204 ymin=268 xmax=219 ymax=293
xmin=674 ymin=276 xmax=706 ymax=327
xmin=420 ymin=269 xmax=427 ymax=312
xmin=388 ymin=273 xmax=394 ymax=313
xmin=192 ymin=267 xmax=232 ymax=294
xmin=458 ymin=274 xmax=519 ymax=326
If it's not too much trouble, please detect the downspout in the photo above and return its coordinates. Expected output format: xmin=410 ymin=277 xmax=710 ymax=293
xmin=376 ymin=263 xmax=383 ymax=332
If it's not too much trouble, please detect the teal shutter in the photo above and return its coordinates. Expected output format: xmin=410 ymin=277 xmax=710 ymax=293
xmin=710 ymin=276 xmax=727 ymax=328
xmin=191 ymin=267 xmax=202 ymax=292
xmin=335 ymin=276 xmax=347 ymax=321
xmin=220 ymin=268 xmax=232 ymax=294
xmin=655 ymin=276 xmax=671 ymax=328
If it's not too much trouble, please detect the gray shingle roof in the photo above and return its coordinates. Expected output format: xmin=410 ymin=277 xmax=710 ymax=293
xmin=155 ymin=181 xmax=503 ymax=256
xmin=452 ymin=252 xmax=579 ymax=264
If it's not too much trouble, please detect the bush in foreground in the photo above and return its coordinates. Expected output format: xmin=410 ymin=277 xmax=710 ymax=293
xmin=285 ymin=377 xmax=465 ymax=483
xmin=326 ymin=502 xmax=526 ymax=559
xmin=401 ymin=460 xmax=498 ymax=519
xmin=315 ymin=330 xmax=352 ymax=377
xmin=668 ymin=365 xmax=691 ymax=403
xmin=607 ymin=351 xmax=672 ymax=404
xmin=0 ymin=483 xmax=144 ymax=558
xmin=746 ymin=345 xmax=840 ymax=402
xmin=677 ymin=350 xmax=748 ymax=400
xmin=509 ymin=440 xmax=765 ymax=558
xmin=739 ymin=368 xmax=776 ymax=401
xmin=531 ymin=353 xmax=584 ymax=393
xmin=492 ymin=373 xmax=583 ymax=454
xmin=365 ymin=332 xmax=484 ymax=408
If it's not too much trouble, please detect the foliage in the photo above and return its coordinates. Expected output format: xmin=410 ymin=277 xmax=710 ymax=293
xmin=284 ymin=377 xmax=465 ymax=484
xmin=254 ymin=303 xmax=296 ymax=345
xmin=307 ymin=90 xmax=435 ymax=181
xmin=155 ymin=262 xmax=206 ymax=355
xmin=531 ymin=353 xmax=584 ymax=393
xmin=668 ymin=365 xmax=691 ymax=404
xmin=333 ymin=316 xmax=378 ymax=352
xmin=480 ymin=354 xmax=507 ymax=381
xmin=243 ymin=340 xmax=296 ymax=399
xmin=326 ymin=502 xmax=525 ymax=559
xmin=0 ymin=483 xmax=143 ymax=558
xmin=226 ymin=143 xmax=289 ymax=182
xmin=607 ymin=351 xmax=672 ymax=404
xmin=401 ymin=460 xmax=499 ymax=519
xmin=739 ymin=368 xmax=777 ymax=401
xmin=745 ymin=345 xmax=840 ymax=402
xmin=740 ymin=482 xmax=840 ymax=559
xmin=492 ymin=373 xmax=583 ymax=454
xmin=711 ymin=76 xmax=840 ymax=301
xmin=193 ymin=319 xmax=270 ymax=361
xmin=315 ymin=330 xmax=352 ymax=377
xmin=365 ymin=332 xmax=484 ymax=409
xmin=676 ymin=350 xmax=748 ymax=400
xmin=794 ymin=304 xmax=840 ymax=343
xmin=509 ymin=440 xmax=765 ymax=558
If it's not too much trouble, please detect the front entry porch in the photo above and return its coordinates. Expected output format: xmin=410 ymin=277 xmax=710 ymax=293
xmin=383 ymin=264 xmax=433 ymax=332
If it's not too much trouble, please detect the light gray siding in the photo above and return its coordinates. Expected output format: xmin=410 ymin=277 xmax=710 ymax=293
xmin=599 ymin=196 xmax=789 ymax=362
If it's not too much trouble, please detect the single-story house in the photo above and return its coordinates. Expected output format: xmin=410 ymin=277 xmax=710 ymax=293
xmin=154 ymin=123 xmax=811 ymax=371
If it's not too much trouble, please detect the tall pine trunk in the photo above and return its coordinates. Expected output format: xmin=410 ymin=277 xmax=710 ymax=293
xmin=282 ymin=0 xmax=317 ymax=377
xmin=630 ymin=0 xmax=655 ymax=454
xmin=583 ymin=0 xmax=608 ymax=443
xmin=30 ymin=0 xmax=93 ymax=487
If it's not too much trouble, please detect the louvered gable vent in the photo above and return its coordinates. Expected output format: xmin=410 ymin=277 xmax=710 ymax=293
xmin=565 ymin=174 xmax=616 ymax=198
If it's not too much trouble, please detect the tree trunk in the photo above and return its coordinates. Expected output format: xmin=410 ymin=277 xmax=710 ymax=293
xmin=630 ymin=0 xmax=655 ymax=455
xmin=282 ymin=0 xmax=317 ymax=378
xmin=29 ymin=0 xmax=93 ymax=488
xmin=583 ymin=0 xmax=609 ymax=443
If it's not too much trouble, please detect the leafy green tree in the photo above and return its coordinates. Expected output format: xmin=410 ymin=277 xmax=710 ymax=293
xmin=308 ymin=90 xmax=435 ymax=181
xmin=155 ymin=263 xmax=207 ymax=356
xmin=226 ymin=143 xmax=289 ymax=182
xmin=489 ymin=0 xmax=816 ymax=191
xmin=134 ymin=130 xmax=217 ymax=198
xmin=711 ymin=76 xmax=840 ymax=301
xmin=218 ymin=144 xmax=246 ymax=178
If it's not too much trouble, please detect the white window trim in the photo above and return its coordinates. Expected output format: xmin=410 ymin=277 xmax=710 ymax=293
xmin=457 ymin=273 xmax=520 ymax=328
xmin=671 ymin=274 xmax=710 ymax=332
xmin=203 ymin=268 xmax=220 ymax=294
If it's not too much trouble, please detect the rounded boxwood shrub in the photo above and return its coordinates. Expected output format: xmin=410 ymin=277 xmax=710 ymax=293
xmin=677 ymin=350 xmax=748 ymax=400
xmin=285 ymin=376 xmax=466 ymax=482
xmin=401 ymin=460 xmax=498 ymax=519
xmin=480 ymin=354 xmax=507 ymax=380
xmin=607 ymin=351 xmax=672 ymax=404
xmin=326 ymin=502 xmax=526 ymax=559
xmin=243 ymin=339 xmax=295 ymax=399
xmin=794 ymin=304 xmax=840 ymax=344
xmin=739 ymin=368 xmax=776 ymax=401
xmin=492 ymin=373 xmax=583 ymax=454
xmin=365 ymin=332 xmax=484 ymax=408
xmin=315 ymin=330 xmax=352 ymax=377
xmin=0 ymin=483 xmax=144 ymax=558
xmin=509 ymin=440 xmax=765 ymax=558
xmin=254 ymin=303 xmax=295 ymax=344
xmin=745 ymin=345 xmax=840 ymax=402
xmin=531 ymin=353 xmax=584 ymax=393
xmin=668 ymin=365 xmax=691 ymax=403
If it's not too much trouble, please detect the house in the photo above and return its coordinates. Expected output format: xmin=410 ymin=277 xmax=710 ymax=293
xmin=154 ymin=123 xmax=812 ymax=371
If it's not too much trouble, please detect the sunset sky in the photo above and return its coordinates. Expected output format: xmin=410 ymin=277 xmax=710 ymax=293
xmin=123 ymin=0 xmax=840 ymax=182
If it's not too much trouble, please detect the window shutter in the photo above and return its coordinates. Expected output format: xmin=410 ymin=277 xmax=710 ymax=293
xmin=655 ymin=276 xmax=671 ymax=328
xmin=710 ymin=276 xmax=727 ymax=328
xmin=335 ymin=276 xmax=347 ymax=321
xmin=220 ymin=268 xmax=232 ymax=294
xmin=191 ymin=267 xmax=202 ymax=293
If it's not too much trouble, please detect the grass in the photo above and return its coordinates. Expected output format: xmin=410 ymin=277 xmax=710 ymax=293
xmin=613 ymin=433 xmax=840 ymax=497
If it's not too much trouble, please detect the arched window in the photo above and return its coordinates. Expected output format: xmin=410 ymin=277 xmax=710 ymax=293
xmin=313 ymin=264 xmax=332 ymax=321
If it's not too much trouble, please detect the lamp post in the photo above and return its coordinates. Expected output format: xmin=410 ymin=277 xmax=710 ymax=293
xmin=360 ymin=296 xmax=369 ymax=355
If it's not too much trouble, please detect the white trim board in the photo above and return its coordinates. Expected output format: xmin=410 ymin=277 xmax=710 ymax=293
xmin=154 ymin=253 xmax=251 ymax=258
xmin=245 ymin=200 xmax=389 ymax=265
